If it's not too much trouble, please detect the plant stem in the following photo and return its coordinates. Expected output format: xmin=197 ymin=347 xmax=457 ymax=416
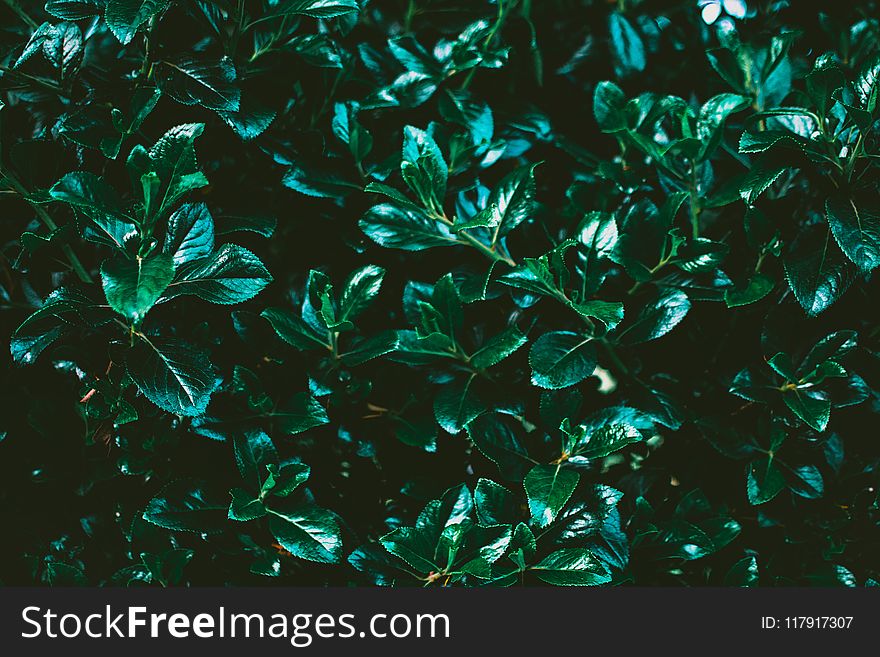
xmin=404 ymin=0 xmax=416 ymax=31
xmin=689 ymin=164 xmax=701 ymax=239
xmin=459 ymin=0 xmax=512 ymax=90
xmin=2 ymin=169 xmax=92 ymax=283
xmin=599 ymin=339 xmax=630 ymax=378
xmin=433 ymin=210 xmax=516 ymax=266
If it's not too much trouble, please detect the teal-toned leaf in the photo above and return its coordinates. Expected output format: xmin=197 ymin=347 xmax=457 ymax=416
xmin=164 ymin=202 xmax=214 ymax=265
xmin=360 ymin=203 xmax=458 ymax=251
xmin=105 ymin=0 xmax=167 ymax=45
xmin=10 ymin=288 xmax=107 ymax=365
xmin=262 ymin=462 xmax=310 ymax=498
xmin=724 ymin=556 xmax=759 ymax=586
xmin=746 ymin=456 xmax=785 ymax=505
xmin=783 ymin=388 xmax=831 ymax=432
xmin=608 ymin=12 xmax=645 ymax=77
xmin=490 ymin=163 xmax=539 ymax=237
xmin=143 ymin=479 xmax=227 ymax=533
xmin=434 ymin=374 xmax=482 ymax=434
xmin=140 ymin=548 xmax=195 ymax=586
xmin=268 ymin=503 xmax=342 ymax=563
xmin=339 ymin=331 xmax=399 ymax=366
xmin=593 ymin=81 xmax=626 ymax=132
xmin=524 ymin=464 xmax=579 ymax=528
xmin=49 ymin=171 xmax=135 ymax=249
xmin=339 ymin=265 xmax=385 ymax=323
xmin=147 ymin=123 xmax=210 ymax=216
xmin=474 ymin=478 xmax=517 ymax=525
xmin=466 ymin=414 xmax=532 ymax=480
xmin=784 ymin=226 xmax=854 ymax=316
xmin=379 ymin=526 xmax=437 ymax=574
xmin=266 ymin=0 xmax=358 ymax=20
xmin=282 ymin=162 xmax=361 ymax=198
xmin=126 ymin=336 xmax=217 ymax=416
xmin=617 ymin=289 xmax=690 ymax=344
xmin=532 ymin=548 xmax=611 ymax=586
xmin=826 ymin=195 xmax=880 ymax=271
xmin=273 ymin=392 xmax=329 ymax=435
xmin=101 ymin=253 xmax=175 ymax=323
xmin=724 ymin=273 xmax=774 ymax=307
xmin=161 ymin=244 xmax=272 ymax=305
xmin=261 ymin=307 xmax=328 ymax=350
xmin=785 ymin=463 xmax=824 ymax=499
xmin=232 ymin=429 xmax=278 ymax=490
xmin=401 ymin=125 xmax=447 ymax=212
xmin=228 ymin=487 xmax=266 ymax=521
xmin=570 ymin=423 xmax=643 ymax=460
xmin=45 ymin=0 xmax=103 ymax=20
xmin=529 ymin=331 xmax=596 ymax=389
xmin=155 ymin=56 xmax=240 ymax=112
xmin=470 ymin=326 xmax=528 ymax=370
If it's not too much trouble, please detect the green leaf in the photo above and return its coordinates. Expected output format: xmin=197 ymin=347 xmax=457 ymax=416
xmin=282 ymin=162 xmax=361 ymax=198
xmin=379 ymin=526 xmax=437 ymax=574
xmin=229 ymin=487 xmax=267 ymax=521
xmin=529 ymin=331 xmax=596 ymax=389
xmin=101 ymin=253 xmax=175 ymax=323
xmin=434 ymin=374 xmax=483 ymax=434
xmin=10 ymin=288 xmax=107 ymax=365
xmin=524 ymin=464 xmax=579 ymax=528
xmin=608 ymin=12 xmax=645 ymax=77
xmin=261 ymin=307 xmax=328 ymax=350
xmin=339 ymin=265 xmax=385 ymax=323
xmin=126 ymin=336 xmax=217 ymax=416
xmin=49 ymin=171 xmax=135 ymax=249
xmin=339 ymin=331 xmax=399 ymax=366
xmin=532 ymin=548 xmax=611 ymax=586
xmin=570 ymin=423 xmax=643 ymax=460
xmin=360 ymin=203 xmax=458 ymax=251
xmin=268 ymin=503 xmax=342 ymax=563
xmin=724 ymin=556 xmax=759 ymax=586
xmin=161 ymin=244 xmax=272 ymax=305
xmin=782 ymin=388 xmax=831 ymax=432
xmin=466 ymin=414 xmax=532 ymax=480
xmin=273 ymin=392 xmax=329 ymax=435
xmin=784 ymin=463 xmax=824 ymax=499
xmin=141 ymin=548 xmax=195 ymax=586
xmin=155 ymin=56 xmax=240 ymax=112
xmin=739 ymin=153 xmax=789 ymax=205
xmin=164 ymin=202 xmax=214 ymax=265
xmin=232 ymin=429 xmax=278 ymax=490
xmin=617 ymin=290 xmax=690 ymax=344
xmin=784 ymin=226 xmax=853 ymax=316
xmin=569 ymin=300 xmax=625 ymax=332
xmin=45 ymin=0 xmax=103 ymax=20
xmin=746 ymin=456 xmax=785 ymax=505
xmin=266 ymin=0 xmax=358 ymax=20
xmin=593 ymin=81 xmax=626 ymax=132
xmin=262 ymin=462 xmax=310 ymax=498
xmin=470 ymin=326 xmax=528 ymax=370
xmin=105 ymin=0 xmax=167 ymax=45
xmin=490 ymin=163 xmax=539 ymax=237
xmin=401 ymin=125 xmax=447 ymax=212
xmin=146 ymin=123 xmax=210 ymax=216
xmin=826 ymin=195 xmax=880 ymax=271
xmin=41 ymin=22 xmax=82 ymax=78
xmin=724 ymin=273 xmax=774 ymax=308
xmin=474 ymin=478 xmax=517 ymax=525
xmin=143 ymin=479 xmax=227 ymax=533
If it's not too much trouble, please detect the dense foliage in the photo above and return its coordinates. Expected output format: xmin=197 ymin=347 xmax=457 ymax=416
xmin=1 ymin=0 xmax=879 ymax=587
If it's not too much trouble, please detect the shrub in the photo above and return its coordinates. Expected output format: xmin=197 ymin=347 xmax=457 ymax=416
xmin=1 ymin=0 xmax=878 ymax=586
